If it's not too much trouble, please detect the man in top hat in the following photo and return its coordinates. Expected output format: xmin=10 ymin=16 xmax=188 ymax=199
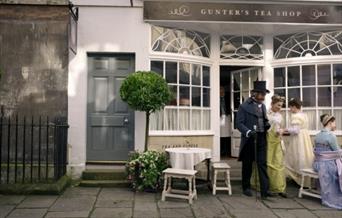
xmin=236 ymin=80 xmax=272 ymax=199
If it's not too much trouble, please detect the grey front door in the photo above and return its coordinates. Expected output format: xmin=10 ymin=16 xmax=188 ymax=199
xmin=87 ymin=54 xmax=134 ymax=161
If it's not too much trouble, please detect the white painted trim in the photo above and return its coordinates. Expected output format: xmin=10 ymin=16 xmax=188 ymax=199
xmin=219 ymin=59 xmax=264 ymax=66
xmin=149 ymin=53 xmax=213 ymax=64
xmin=149 ymin=131 xmax=215 ymax=136
xmin=271 ymin=55 xmax=342 ymax=67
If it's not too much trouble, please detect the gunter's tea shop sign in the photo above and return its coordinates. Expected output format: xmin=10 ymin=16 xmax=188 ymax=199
xmin=143 ymin=1 xmax=342 ymax=24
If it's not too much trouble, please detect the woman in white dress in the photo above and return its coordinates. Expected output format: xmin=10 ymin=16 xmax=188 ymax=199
xmin=284 ymin=98 xmax=314 ymax=187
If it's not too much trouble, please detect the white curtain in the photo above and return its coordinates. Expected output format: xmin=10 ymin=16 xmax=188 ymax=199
xmin=303 ymin=110 xmax=316 ymax=130
xmin=203 ymin=110 xmax=210 ymax=130
xmin=334 ymin=109 xmax=342 ymax=130
xmin=179 ymin=109 xmax=190 ymax=130
xmin=191 ymin=109 xmax=201 ymax=130
xmin=149 ymin=110 xmax=163 ymax=130
xmin=164 ymin=108 xmax=178 ymax=130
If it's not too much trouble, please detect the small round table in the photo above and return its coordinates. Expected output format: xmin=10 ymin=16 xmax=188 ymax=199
xmin=165 ymin=147 xmax=212 ymax=182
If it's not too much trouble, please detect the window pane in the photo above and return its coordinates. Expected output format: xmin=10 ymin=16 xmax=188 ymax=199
xmin=192 ymin=87 xmax=201 ymax=106
xmin=333 ymin=64 xmax=342 ymax=84
xmin=302 ymin=65 xmax=315 ymax=86
xmin=149 ymin=110 xmax=163 ymax=130
xmin=179 ymin=86 xmax=190 ymax=106
xmin=250 ymin=69 xmax=258 ymax=84
xmin=233 ymin=92 xmax=240 ymax=110
xmin=333 ymin=109 xmax=342 ymax=130
xmin=179 ymin=62 xmax=190 ymax=84
xmin=203 ymin=110 xmax=210 ymax=130
xmin=274 ymin=67 xmax=286 ymax=87
xmin=274 ymin=89 xmax=286 ymax=108
xmin=179 ymin=109 xmax=190 ymax=130
xmin=167 ymin=85 xmax=177 ymax=106
xmin=151 ymin=61 xmax=163 ymax=76
xmin=333 ymin=87 xmax=342 ymax=106
xmin=317 ymin=64 xmax=331 ymax=85
xmin=302 ymin=87 xmax=316 ymax=107
xmin=191 ymin=109 xmax=201 ymax=130
xmin=288 ymin=66 xmax=300 ymax=86
xmin=164 ymin=108 xmax=177 ymax=130
xmin=318 ymin=87 xmax=331 ymax=106
xmin=288 ymin=88 xmax=300 ymax=103
xmin=165 ymin=62 xmax=177 ymax=83
xmin=303 ymin=110 xmax=316 ymax=130
xmin=203 ymin=66 xmax=210 ymax=86
xmin=242 ymin=73 xmax=249 ymax=91
xmin=203 ymin=88 xmax=210 ymax=107
xmin=192 ymin=64 xmax=201 ymax=85
xmin=242 ymin=91 xmax=249 ymax=103
xmin=233 ymin=73 xmax=240 ymax=91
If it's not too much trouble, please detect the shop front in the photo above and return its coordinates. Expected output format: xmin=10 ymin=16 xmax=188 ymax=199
xmin=68 ymin=0 xmax=342 ymax=178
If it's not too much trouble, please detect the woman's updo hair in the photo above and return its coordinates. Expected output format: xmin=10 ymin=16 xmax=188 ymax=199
xmin=271 ymin=95 xmax=285 ymax=105
xmin=288 ymin=98 xmax=302 ymax=109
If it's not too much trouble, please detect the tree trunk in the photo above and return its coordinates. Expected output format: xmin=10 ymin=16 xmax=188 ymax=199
xmin=144 ymin=111 xmax=150 ymax=152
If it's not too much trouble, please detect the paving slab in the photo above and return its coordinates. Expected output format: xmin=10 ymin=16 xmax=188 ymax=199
xmin=49 ymin=196 xmax=96 ymax=212
xmin=95 ymin=198 xmax=133 ymax=208
xmin=262 ymin=197 xmax=303 ymax=209
xmin=90 ymin=208 xmax=132 ymax=218
xmin=133 ymin=209 xmax=159 ymax=218
xmin=219 ymin=196 xmax=268 ymax=210
xmin=294 ymin=197 xmax=330 ymax=210
xmin=0 ymin=205 xmax=15 ymax=218
xmin=6 ymin=208 xmax=47 ymax=218
xmin=312 ymin=210 xmax=342 ymax=218
xmin=228 ymin=209 xmax=277 ymax=218
xmin=191 ymin=195 xmax=230 ymax=218
xmin=45 ymin=211 xmax=90 ymax=218
xmin=62 ymin=187 xmax=100 ymax=197
xmin=158 ymin=200 xmax=190 ymax=209
xmin=17 ymin=195 xmax=58 ymax=208
xmin=0 ymin=195 xmax=25 ymax=205
xmin=273 ymin=209 xmax=318 ymax=218
xmin=160 ymin=208 xmax=194 ymax=218
xmin=97 ymin=188 xmax=134 ymax=200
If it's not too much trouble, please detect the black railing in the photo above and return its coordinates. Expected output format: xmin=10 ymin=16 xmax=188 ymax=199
xmin=0 ymin=115 xmax=68 ymax=184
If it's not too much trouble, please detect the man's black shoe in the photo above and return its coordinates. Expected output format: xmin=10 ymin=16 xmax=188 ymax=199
xmin=243 ymin=189 xmax=253 ymax=197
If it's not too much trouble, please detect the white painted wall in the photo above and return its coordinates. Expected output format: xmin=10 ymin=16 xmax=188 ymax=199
xmin=68 ymin=6 xmax=149 ymax=178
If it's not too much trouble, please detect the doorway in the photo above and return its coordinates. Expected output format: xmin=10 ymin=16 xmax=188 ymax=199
xmin=87 ymin=54 xmax=135 ymax=162
xmin=219 ymin=66 xmax=262 ymax=158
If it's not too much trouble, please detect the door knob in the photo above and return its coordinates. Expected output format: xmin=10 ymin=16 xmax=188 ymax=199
xmin=123 ymin=117 xmax=129 ymax=124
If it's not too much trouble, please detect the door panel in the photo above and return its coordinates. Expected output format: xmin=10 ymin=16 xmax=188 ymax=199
xmin=87 ymin=54 xmax=134 ymax=161
xmin=230 ymin=67 xmax=261 ymax=157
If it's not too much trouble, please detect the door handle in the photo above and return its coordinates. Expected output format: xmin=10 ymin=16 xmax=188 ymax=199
xmin=123 ymin=117 xmax=129 ymax=124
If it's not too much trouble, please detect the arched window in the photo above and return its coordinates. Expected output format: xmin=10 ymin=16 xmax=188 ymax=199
xmin=220 ymin=35 xmax=263 ymax=60
xmin=151 ymin=26 xmax=210 ymax=57
xmin=274 ymin=31 xmax=342 ymax=59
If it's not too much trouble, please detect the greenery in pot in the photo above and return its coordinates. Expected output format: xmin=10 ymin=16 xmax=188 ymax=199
xmin=120 ymin=71 xmax=172 ymax=151
xmin=126 ymin=150 xmax=168 ymax=191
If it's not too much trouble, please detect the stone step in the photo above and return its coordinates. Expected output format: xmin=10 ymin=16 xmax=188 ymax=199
xmin=79 ymin=179 xmax=130 ymax=188
xmin=81 ymin=169 xmax=127 ymax=181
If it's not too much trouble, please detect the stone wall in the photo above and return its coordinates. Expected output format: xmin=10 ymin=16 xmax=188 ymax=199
xmin=0 ymin=4 xmax=69 ymax=117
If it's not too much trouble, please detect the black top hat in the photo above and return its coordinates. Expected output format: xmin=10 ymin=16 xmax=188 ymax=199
xmin=252 ymin=81 xmax=270 ymax=94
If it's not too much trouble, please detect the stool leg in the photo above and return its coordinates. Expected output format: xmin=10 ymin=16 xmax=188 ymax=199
xmin=167 ymin=176 xmax=172 ymax=192
xmin=193 ymin=176 xmax=197 ymax=200
xmin=299 ymin=174 xmax=305 ymax=198
xmin=213 ymin=170 xmax=217 ymax=195
xmin=188 ymin=177 xmax=193 ymax=204
xmin=162 ymin=174 xmax=167 ymax=201
xmin=226 ymin=169 xmax=232 ymax=195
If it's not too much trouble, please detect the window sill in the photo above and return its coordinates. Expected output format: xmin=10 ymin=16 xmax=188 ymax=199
xmin=149 ymin=131 xmax=215 ymax=136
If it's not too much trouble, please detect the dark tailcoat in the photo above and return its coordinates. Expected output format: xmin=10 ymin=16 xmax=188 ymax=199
xmin=236 ymin=97 xmax=270 ymax=161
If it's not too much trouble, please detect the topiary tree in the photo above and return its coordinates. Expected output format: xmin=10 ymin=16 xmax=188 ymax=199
xmin=120 ymin=71 xmax=172 ymax=152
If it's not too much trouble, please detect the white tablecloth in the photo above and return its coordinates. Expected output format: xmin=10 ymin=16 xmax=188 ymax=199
xmin=165 ymin=148 xmax=212 ymax=170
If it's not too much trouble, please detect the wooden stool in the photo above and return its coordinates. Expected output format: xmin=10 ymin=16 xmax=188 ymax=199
xmin=298 ymin=168 xmax=321 ymax=199
xmin=161 ymin=168 xmax=197 ymax=204
xmin=211 ymin=162 xmax=232 ymax=195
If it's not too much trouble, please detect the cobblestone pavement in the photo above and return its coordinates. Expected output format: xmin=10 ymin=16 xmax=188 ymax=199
xmin=0 ymin=183 xmax=341 ymax=218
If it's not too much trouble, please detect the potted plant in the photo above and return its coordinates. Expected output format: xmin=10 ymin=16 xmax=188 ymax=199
xmin=120 ymin=71 xmax=172 ymax=191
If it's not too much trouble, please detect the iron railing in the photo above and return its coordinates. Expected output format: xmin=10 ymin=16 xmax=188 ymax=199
xmin=0 ymin=115 xmax=68 ymax=184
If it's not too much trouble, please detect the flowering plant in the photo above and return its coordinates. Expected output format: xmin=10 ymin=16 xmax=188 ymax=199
xmin=126 ymin=150 xmax=168 ymax=191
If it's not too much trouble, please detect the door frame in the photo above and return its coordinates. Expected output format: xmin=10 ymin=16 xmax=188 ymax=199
xmin=219 ymin=64 xmax=264 ymax=158
xmin=86 ymin=52 xmax=135 ymax=163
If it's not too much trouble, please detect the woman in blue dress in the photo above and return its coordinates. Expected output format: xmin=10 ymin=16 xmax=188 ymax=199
xmin=313 ymin=114 xmax=342 ymax=209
